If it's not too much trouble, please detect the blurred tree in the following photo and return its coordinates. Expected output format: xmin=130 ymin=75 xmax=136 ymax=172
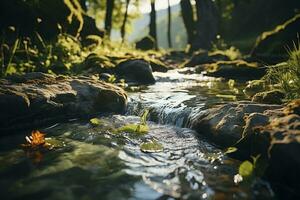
xmin=121 ymin=0 xmax=131 ymax=42
xmin=167 ymin=0 xmax=172 ymax=48
xmin=104 ymin=0 xmax=115 ymax=38
xmin=180 ymin=0 xmax=195 ymax=47
xmin=150 ymin=0 xmax=157 ymax=49
xmin=193 ymin=0 xmax=218 ymax=50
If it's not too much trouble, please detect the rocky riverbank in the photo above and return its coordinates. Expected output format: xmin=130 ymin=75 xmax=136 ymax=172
xmin=0 ymin=72 xmax=127 ymax=133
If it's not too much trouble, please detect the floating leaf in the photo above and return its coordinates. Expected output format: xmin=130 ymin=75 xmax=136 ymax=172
xmin=116 ymin=124 xmax=149 ymax=135
xmin=22 ymin=130 xmax=46 ymax=148
xmin=224 ymin=147 xmax=238 ymax=154
xmin=239 ymin=161 xmax=254 ymax=178
xmin=140 ymin=140 xmax=163 ymax=153
xmin=90 ymin=118 xmax=102 ymax=126
xmin=22 ymin=130 xmax=63 ymax=150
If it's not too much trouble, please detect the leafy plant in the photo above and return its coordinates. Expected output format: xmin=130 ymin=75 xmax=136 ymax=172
xmin=264 ymin=41 xmax=300 ymax=100
xmin=115 ymin=109 xmax=150 ymax=135
xmin=235 ymin=154 xmax=267 ymax=184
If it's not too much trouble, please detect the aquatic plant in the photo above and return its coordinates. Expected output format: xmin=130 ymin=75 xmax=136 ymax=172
xmin=115 ymin=109 xmax=150 ymax=135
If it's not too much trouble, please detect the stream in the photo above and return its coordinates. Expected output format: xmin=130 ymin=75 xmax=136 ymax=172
xmin=0 ymin=68 xmax=275 ymax=199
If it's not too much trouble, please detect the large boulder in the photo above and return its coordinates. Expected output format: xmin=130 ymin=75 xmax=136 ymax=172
xmin=135 ymin=36 xmax=155 ymax=50
xmin=189 ymin=102 xmax=281 ymax=146
xmin=0 ymin=72 xmax=127 ymax=133
xmin=251 ymin=13 xmax=300 ymax=63
xmin=115 ymin=59 xmax=156 ymax=84
xmin=196 ymin=60 xmax=266 ymax=80
xmin=252 ymin=90 xmax=285 ymax=104
xmin=183 ymin=50 xmax=231 ymax=68
xmin=189 ymin=99 xmax=300 ymax=195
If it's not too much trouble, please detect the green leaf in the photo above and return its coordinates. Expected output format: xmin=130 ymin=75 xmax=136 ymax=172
xmin=239 ymin=161 xmax=254 ymax=178
xmin=90 ymin=118 xmax=102 ymax=126
xmin=116 ymin=124 xmax=149 ymax=135
xmin=224 ymin=147 xmax=238 ymax=154
xmin=251 ymin=154 xmax=261 ymax=166
xmin=140 ymin=140 xmax=163 ymax=153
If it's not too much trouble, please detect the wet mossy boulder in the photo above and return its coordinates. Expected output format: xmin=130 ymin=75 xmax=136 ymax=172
xmin=189 ymin=102 xmax=281 ymax=146
xmin=183 ymin=50 xmax=230 ymax=68
xmin=0 ymin=72 xmax=127 ymax=133
xmin=252 ymin=90 xmax=285 ymax=104
xmin=251 ymin=13 xmax=300 ymax=64
xmin=197 ymin=60 xmax=266 ymax=80
xmin=243 ymin=80 xmax=268 ymax=97
xmin=190 ymin=99 xmax=300 ymax=194
xmin=115 ymin=59 xmax=155 ymax=85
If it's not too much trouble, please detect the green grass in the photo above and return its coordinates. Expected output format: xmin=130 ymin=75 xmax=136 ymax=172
xmin=0 ymin=31 xmax=165 ymax=78
xmin=263 ymin=42 xmax=300 ymax=100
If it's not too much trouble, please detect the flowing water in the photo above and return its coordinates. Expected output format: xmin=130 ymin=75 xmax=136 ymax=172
xmin=0 ymin=69 xmax=275 ymax=199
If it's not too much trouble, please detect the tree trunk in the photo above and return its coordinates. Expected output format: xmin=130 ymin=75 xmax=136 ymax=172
xmin=149 ymin=0 xmax=157 ymax=49
xmin=180 ymin=0 xmax=195 ymax=46
xmin=121 ymin=0 xmax=130 ymax=43
xmin=193 ymin=0 xmax=218 ymax=50
xmin=167 ymin=0 xmax=172 ymax=48
xmin=79 ymin=0 xmax=87 ymax=12
xmin=104 ymin=0 xmax=115 ymax=38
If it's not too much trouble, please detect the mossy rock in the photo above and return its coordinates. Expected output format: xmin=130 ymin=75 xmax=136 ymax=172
xmin=252 ymin=90 xmax=285 ymax=104
xmin=198 ymin=60 xmax=265 ymax=80
xmin=243 ymin=80 xmax=268 ymax=97
xmin=251 ymin=13 xmax=300 ymax=64
xmin=83 ymin=53 xmax=115 ymax=74
xmin=136 ymin=36 xmax=155 ymax=50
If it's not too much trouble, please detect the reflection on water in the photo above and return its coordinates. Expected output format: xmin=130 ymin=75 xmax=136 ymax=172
xmin=0 ymin=69 xmax=274 ymax=199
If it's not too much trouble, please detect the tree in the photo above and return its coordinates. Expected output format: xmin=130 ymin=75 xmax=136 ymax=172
xmin=180 ymin=0 xmax=195 ymax=46
xmin=121 ymin=0 xmax=131 ymax=42
xmin=149 ymin=0 xmax=157 ymax=49
xmin=167 ymin=0 xmax=172 ymax=48
xmin=193 ymin=0 xmax=218 ymax=50
xmin=104 ymin=0 xmax=115 ymax=38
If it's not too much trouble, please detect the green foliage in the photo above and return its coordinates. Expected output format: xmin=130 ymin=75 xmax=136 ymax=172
xmin=90 ymin=118 xmax=102 ymax=126
xmin=87 ymin=0 xmax=140 ymax=33
xmin=108 ymin=74 xmax=117 ymax=83
xmin=140 ymin=140 xmax=163 ymax=153
xmin=224 ymin=146 xmax=238 ymax=154
xmin=236 ymin=154 xmax=268 ymax=184
xmin=239 ymin=160 xmax=254 ymax=178
xmin=264 ymin=43 xmax=300 ymax=100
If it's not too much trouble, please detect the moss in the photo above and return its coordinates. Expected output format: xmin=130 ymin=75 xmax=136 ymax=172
xmin=140 ymin=140 xmax=163 ymax=153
